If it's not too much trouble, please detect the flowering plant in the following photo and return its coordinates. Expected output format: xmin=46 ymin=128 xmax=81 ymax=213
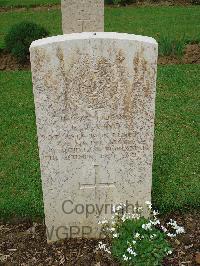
xmin=97 ymin=202 xmax=185 ymax=265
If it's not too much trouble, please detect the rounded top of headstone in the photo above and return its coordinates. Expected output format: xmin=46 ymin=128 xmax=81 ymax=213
xmin=30 ymin=32 xmax=157 ymax=49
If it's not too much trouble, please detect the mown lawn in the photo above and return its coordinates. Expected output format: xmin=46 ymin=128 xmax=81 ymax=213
xmin=0 ymin=65 xmax=199 ymax=220
xmin=0 ymin=71 xmax=43 ymax=219
xmin=0 ymin=6 xmax=200 ymax=48
xmin=0 ymin=0 xmax=59 ymax=8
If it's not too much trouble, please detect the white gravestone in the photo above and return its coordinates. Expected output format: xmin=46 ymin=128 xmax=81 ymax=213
xmin=61 ymin=0 xmax=104 ymax=34
xmin=30 ymin=32 xmax=158 ymax=242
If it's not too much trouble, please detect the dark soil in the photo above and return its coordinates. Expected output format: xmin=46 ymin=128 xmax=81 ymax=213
xmin=184 ymin=44 xmax=200 ymax=64
xmin=162 ymin=211 xmax=200 ymax=266
xmin=158 ymin=44 xmax=200 ymax=65
xmin=0 ymin=44 xmax=199 ymax=71
xmin=0 ymin=221 xmax=119 ymax=266
xmin=0 ymin=50 xmax=30 ymax=71
xmin=0 ymin=0 xmax=198 ymax=12
xmin=0 ymin=4 xmax=60 ymax=13
xmin=136 ymin=0 xmax=193 ymax=6
xmin=0 ymin=211 xmax=199 ymax=265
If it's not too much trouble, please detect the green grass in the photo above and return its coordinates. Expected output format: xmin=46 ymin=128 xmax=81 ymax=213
xmin=153 ymin=65 xmax=200 ymax=212
xmin=106 ymin=6 xmax=200 ymax=42
xmin=0 ymin=71 xmax=44 ymax=219
xmin=0 ymin=6 xmax=200 ymax=48
xmin=158 ymin=36 xmax=186 ymax=57
xmin=0 ymin=65 xmax=199 ymax=220
xmin=0 ymin=0 xmax=59 ymax=8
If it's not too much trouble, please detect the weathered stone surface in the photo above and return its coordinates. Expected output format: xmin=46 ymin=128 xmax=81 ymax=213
xmin=61 ymin=0 xmax=104 ymax=34
xmin=30 ymin=32 xmax=158 ymax=242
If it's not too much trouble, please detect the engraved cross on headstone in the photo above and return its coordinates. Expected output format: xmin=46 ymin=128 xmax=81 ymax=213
xmin=61 ymin=0 xmax=104 ymax=34
xmin=79 ymin=165 xmax=115 ymax=197
xmin=78 ymin=18 xmax=91 ymax=32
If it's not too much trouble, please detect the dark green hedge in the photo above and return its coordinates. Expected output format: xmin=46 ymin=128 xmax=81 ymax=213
xmin=5 ymin=22 xmax=49 ymax=62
